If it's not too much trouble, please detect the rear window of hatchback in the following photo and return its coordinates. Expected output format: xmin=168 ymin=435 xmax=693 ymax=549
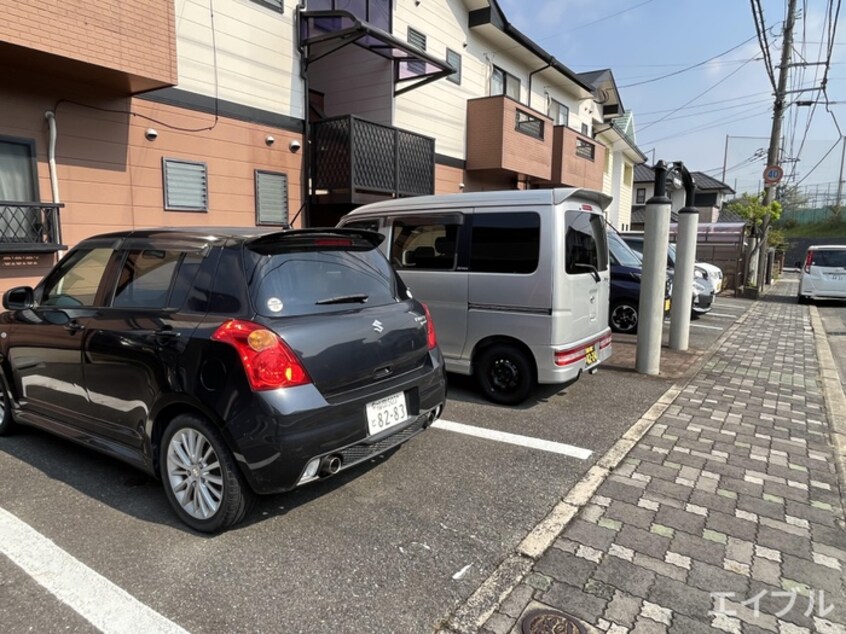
xmin=243 ymin=236 xmax=401 ymax=317
xmin=810 ymin=249 xmax=846 ymax=268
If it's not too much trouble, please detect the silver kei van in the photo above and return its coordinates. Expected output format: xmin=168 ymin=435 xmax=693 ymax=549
xmin=338 ymin=188 xmax=613 ymax=405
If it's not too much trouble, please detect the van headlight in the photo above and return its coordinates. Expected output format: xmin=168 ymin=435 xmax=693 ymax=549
xmin=694 ymin=268 xmax=706 ymax=279
xmin=693 ymin=280 xmax=706 ymax=294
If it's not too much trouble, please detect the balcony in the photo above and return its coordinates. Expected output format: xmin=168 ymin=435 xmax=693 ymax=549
xmin=310 ymin=116 xmax=435 ymax=204
xmin=466 ymin=96 xmax=553 ymax=181
xmin=0 ymin=203 xmax=65 ymax=253
xmin=0 ymin=1 xmax=176 ymax=93
xmin=550 ymin=126 xmax=606 ymax=191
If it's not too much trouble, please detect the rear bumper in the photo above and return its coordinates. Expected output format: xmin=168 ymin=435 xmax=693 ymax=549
xmin=800 ymin=277 xmax=846 ymax=299
xmin=534 ymin=329 xmax=613 ymax=384
xmin=222 ymin=359 xmax=447 ymax=495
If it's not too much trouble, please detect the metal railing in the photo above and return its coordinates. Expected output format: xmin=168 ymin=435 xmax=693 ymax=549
xmin=575 ymin=138 xmax=596 ymax=160
xmin=0 ymin=202 xmax=64 ymax=251
xmin=311 ymin=116 xmax=435 ymax=200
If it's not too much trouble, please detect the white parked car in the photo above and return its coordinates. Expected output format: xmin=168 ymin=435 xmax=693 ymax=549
xmin=798 ymin=245 xmax=846 ymax=303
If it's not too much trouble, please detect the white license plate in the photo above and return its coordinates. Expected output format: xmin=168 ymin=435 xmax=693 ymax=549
xmin=366 ymin=392 xmax=408 ymax=436
xmin=828 ymin=274 xmax=844 ymax=280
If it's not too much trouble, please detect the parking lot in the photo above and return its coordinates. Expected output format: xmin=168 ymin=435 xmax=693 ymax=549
xmin=0 ymin=297 xmax=753 ymax=634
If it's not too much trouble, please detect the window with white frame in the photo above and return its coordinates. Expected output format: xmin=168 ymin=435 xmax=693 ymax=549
xmin=163 ymin=158 xmax=208 ymax=212
xmin=491 ymin=66 xmax=520 ymax=100
xmin=549 ymin=99 xmax=569 ymax=126
xmin=581 ymin=122 xmax=590 ymax=136
xmin=636 ymin=188 xmax=646 ymax=204
xmin=250 ymin=0 xmax=283 ymax=12
xmin=255 ymin=170 xmax=289 ymax=225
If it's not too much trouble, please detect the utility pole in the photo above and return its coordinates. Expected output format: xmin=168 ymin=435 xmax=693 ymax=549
xmin=836 ymin=135 xmax=846 ymax=212
xmin=757 ymin=0 xmax=798 ymax=288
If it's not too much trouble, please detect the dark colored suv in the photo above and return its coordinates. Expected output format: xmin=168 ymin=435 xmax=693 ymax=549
xmin=0 ymin=228 xmax=446 ymax=532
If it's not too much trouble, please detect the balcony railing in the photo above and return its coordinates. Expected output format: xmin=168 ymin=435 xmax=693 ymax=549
xmin=0 ymin=203 xmax=65 ymax=252
xmin=310 ymin=116 xmax=435 ymax=204
xmin=549 ymin=126 xmax=606 ymax=190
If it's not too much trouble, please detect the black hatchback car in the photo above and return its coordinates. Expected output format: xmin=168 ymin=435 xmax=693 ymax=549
xmin=0 ymin=228 xmax=446 ymax=532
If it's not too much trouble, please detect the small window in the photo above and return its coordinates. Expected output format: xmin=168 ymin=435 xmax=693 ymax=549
xmin=471 ymin=213 xmax=540 ymax=274
xmin=516 ymin=110 xmax=544 ymax=140
xmin=636 ymin=188 xmax=646 ymax=204
xmin=446 ymin=49 xmax=462 ymax=84
xmin=391 ymin=218 xmax=460 ymax=271
xmin=0 ymin=137 xmax=41 ymax=243
xmin=111 ymin=250 xmax=182 ymax=309
xmin=565 ymin=211 xmax=609 ymax=275
xmin=580 ymin=123 xmax=590 ymax=136
xmin=41 ymin=248 xmax=113 ymax=307
xmin=255 ymin=170 xmax=289 ymax=225
xmin=491 ymin=66 xmax=520 ymax=100
xmin=249 ymin=0 xmax=283 ymax=11
xmin=549 ymin=100 xmax=569 ymax=126
xmin=163 ymin=158 xmax=208 ymax=212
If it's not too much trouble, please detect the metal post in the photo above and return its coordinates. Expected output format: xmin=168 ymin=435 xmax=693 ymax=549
xmin=670 ymin=165 xmax=698 ymax=351
xmin=721 ymin=135 xmax=730 ymax=183
xmin=636 ymin=161 xmax=671 ymax=376
xmin=836 ymin=135 xmax=846 ymax=212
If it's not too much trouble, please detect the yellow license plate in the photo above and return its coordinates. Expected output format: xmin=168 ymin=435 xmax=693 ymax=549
xmin=585 ymin=345 xmax=598 ymax=365
xmin=664 ymin=298 xmax=671 ymax=312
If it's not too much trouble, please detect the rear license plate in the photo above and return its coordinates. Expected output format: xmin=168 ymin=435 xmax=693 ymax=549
xmin=366 ymin=392 xmax=408 ymax=436
xmin=828 ymin=274 xmax=844 ymax=280
xmin=664 ymin=298 xmax=671 ymax=312
xmin=585 ymin=345 xmax=598 ymax=365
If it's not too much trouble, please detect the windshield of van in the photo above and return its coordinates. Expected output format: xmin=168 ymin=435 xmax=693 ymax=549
xmin=608 ymin=231 xmax=642 ymax=268
xmin=244 ymin=238 xmax=399 ymax=317
xmin=565 ymin=211 xmax=608 ymax=274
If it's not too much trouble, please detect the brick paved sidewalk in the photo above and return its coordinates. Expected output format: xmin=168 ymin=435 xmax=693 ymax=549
xmin=478 ymin=279 xmax=846 ymax=634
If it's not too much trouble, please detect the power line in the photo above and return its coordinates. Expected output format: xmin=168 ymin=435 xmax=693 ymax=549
xmin=640 ymin=105 xmax=774 ymax=145
xmin=751 ymin=0 xmax=778 ymax=90
xmin=637 ymin=98 xmax=773 ymax=126
xmin=795 ymin=136 xmax=843 ymax=185
xmin=617 ymin=33 xmax=762 ymax=88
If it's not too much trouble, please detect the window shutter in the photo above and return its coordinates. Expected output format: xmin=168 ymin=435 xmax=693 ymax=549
xmin=163 ymin=159 xmax=208 ymax=211
xmin=256 ymin=171 xmax=289 ymax=225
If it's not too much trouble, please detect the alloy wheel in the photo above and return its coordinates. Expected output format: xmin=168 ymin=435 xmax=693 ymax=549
xmin=166 ymin=428 xmax=224 ymax=520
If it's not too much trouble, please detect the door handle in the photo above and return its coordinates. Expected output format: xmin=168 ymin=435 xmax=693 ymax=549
xmin=154 ymin=329 xmax=180 ymax=341
xmin=64 ymin=320 xmax=84 ymax=333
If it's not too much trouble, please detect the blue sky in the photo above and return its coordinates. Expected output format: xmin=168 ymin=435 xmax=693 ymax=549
xmin=497 ymin=0 xmax=845 ymax=200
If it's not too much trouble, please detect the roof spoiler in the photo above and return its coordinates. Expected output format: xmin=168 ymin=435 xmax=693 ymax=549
xmin=246 ymin=227 xmax=385 ymax=249
xmin=556 ymin=188 xmax=613 ymax=211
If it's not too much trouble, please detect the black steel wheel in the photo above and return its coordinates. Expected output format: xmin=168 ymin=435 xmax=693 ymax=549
xmin=610 ymin=300 xmax=639 ymax=334
xmin=160 ymin=414 xmax=254 ymax=533
xmin=475 ymin=344 xmax=534 ymax=405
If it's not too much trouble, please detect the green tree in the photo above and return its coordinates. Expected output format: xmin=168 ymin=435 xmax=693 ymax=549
xmin=727 ymin=192 xmax=783 ymax=287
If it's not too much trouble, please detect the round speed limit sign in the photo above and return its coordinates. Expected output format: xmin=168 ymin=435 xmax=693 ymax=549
xmin=763 ymin=165 xmax=784 ymax=185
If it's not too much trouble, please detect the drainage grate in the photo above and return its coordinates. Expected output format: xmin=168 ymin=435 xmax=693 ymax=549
xmin=521 ymin=609 xmax=587 ymax=634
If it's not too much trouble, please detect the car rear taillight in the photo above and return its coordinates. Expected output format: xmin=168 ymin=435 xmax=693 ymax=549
xmin=555 ymin=347 xmax=584 ymax=366
xmin=599 ymin=333 xmax=613 ymax=350
xmin=422 ymin=303 xmax=437 ymax=350
xmin=211 ymin=320 xmax=311 ymax=391
xmin=804 ymin=251 xmax=814 ymax=274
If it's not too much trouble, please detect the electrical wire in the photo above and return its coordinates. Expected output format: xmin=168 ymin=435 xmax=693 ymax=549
xmin=750 ymin=0 xmax=778 ymax=90
xmin=640 ymin=105 xmax=775 ymax=145
xmin=637 ymin=98 xmax=773 ymax=126
xmin=617 ymin=33 xmax=762 ymax=88
xmin=794 ymin=136 xmax=843 ymax=185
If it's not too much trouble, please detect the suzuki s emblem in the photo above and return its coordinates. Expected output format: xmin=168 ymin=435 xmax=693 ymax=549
xmin=372 ymin=320 xmax=384 ymax=333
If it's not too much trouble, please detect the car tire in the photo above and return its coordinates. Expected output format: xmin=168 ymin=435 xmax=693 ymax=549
xmin=610 ymin=300 xmax=639 ymax=334
xmin=798 ymin=294 xmax=810 ymax=304
xmin=475 ymin=344 xmax=534 ymax=406
xmin=0 ymin=378 xmax=15 ymax=437
xmin=160 ymin=414 xmax=254 ymax=533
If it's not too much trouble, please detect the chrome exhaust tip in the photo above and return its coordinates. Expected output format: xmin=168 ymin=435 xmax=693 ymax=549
xmin=320 ymin=455 xmax=342 ymax=476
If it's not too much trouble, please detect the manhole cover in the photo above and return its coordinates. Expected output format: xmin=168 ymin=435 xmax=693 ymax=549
xmin=521 ymin=609 xmax=587 ymax=634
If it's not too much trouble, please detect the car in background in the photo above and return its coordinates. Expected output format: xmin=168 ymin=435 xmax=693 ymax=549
xmin=607 ymin=230 xmax=672 ymax=334
xmin=0 ymin=227 xmax=447 ymax=532
xmin=621 ymin=233 xmax=724 ymax=294
xmin=798 ymin=245 xmax=846 ymax=303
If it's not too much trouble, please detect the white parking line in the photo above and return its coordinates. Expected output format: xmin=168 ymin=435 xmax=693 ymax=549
xmin=707 ymin=312 xmax=745 ymax=318
xmin=0 ymin=506 xmax=188 ymax=634
xmin=691 ymin=323 xmax=725 ymax=330
xmin=432 ymin=419 xmax=592 ymax=460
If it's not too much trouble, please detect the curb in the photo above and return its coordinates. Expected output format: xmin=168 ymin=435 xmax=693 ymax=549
xmin=439 ymin=299 xmax=757 ymax=634
xmin=808 ymin=305 xmax=846 ymax=508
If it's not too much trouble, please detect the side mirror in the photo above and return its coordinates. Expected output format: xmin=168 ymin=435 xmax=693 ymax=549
xmin=3 ymin=286 xmax=35 ymax=310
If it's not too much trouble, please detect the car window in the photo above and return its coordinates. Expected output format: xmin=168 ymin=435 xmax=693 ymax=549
xmin=245 ymin=239 xmax=399 ymax=317
xmin=565 ymin=211 xmax=608 ymax=274
xmin=111 ymin=250 xmax=181 ymax=309
xmin=608 ymin=231 xmax=642 ymax=268
xmin=811 ymin=250 xmax=846 ymax=268
xmin=471 ymin=212 xmax=539 ymax=274
xmin=390 ymin=218 xmax=461 ymax=270
xmin=41 ymin=248 xmax=113 ymax=307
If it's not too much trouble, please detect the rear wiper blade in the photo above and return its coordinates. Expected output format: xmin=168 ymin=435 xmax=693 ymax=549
xmin=315 ymin=294 xmax=369 ymax=305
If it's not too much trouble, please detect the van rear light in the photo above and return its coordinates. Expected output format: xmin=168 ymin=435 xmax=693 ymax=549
xmin=555 ymin=346 xmax=584 ymax=366
xmin=212 ymin=320 xmax=311 ymax=391
xmin=599 ymin=333 xmax=613 ymax=350
xmin=422 ymin=303 xmax=437 ymax=350
xmin=804 ymin=251 xmax=814 ymax=274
